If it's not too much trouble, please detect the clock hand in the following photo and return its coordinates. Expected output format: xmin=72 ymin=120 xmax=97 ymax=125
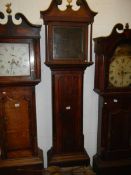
xmin=10 ymin=61 xmax=13 ymax=74
xmin=13 ymin=60 xmax=19 ymax=66
xmin=10 ymin=54 xmax=16 ymax=57
xmin=10 ymin=59 xmax=19 ymax=66
xmin=9 ymin=59 xmax=19 ymax=75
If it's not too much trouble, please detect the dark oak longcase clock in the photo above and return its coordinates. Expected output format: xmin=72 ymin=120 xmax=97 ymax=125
xmin=93 ymin=23 xmax=131 ymax=175
xmin=0 ymin=5 xmax=43 ymax=175
xmin=41 ymin=0 xmax=97 ymax=167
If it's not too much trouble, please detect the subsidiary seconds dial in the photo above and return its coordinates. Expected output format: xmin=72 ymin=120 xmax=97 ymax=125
xmin=0 ymin=43 xmax=30 ymax=76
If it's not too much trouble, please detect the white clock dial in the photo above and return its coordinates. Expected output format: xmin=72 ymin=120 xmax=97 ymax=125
xmin=0 ymin=43 xmax=30 ymax=76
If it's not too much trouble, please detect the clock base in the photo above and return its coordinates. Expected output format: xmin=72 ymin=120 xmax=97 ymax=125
xmin=47 ymin=148 xmax=90 ymax=167
xmin=93 ymin=154 xmax=131 ymax=175
xmin=0 ymin=149 xmax=44 ymax=175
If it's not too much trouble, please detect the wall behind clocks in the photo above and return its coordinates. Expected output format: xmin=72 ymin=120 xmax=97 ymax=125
xmin=0 ymin=0 xmax=131 ymax=167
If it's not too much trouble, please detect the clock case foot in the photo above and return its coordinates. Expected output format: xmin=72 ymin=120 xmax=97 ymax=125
xmin=47 ymin=148 xmax=90 ymax=167
xmin=0 ymin=148 xmax=44 ymax=175
xmin=93 ymin=154 xmax=131 ymax=175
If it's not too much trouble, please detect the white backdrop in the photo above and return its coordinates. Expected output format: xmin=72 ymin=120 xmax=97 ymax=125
xmin=0 ymin=0 xmax=131 ymax=167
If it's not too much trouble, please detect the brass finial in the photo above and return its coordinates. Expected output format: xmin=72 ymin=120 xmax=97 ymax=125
xmin=6 ymin=3 xmax=12 ymax=14
xmin=67 ymin=0 xmax=72 ymax=6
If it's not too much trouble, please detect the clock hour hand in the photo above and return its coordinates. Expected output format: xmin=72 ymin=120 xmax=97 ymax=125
xmin=10 ymin=54 xmax=16 ymax=57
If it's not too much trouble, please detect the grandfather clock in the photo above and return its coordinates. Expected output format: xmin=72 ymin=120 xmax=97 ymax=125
xmin=41 ymin=0 xmax=97 ymax=167
xmin=93 ymin=23 xmax=131 ymax=175
xmin=0 ymin=4 xmax=43 ymax=174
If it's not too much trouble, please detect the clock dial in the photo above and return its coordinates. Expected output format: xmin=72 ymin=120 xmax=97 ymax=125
xmin=109 ymin=56 xmax=131 ymax=87
xmin=109 ymin=44 xmax=131 ymax=88
xmin=53 ymin=27 xmax=83 ymax=60
xmin=0 ymin=43 xmax=30 ymax=76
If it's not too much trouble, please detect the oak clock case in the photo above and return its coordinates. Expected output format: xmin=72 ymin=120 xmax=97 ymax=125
xmin=0 ymin=11 xmax=43 ymax=174
xmin=41 ymin=0 xmax=97 ymax=167
xmin=93 ymin=24 xmax=131 ymax=175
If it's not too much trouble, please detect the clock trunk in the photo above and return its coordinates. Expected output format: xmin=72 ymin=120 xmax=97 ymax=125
xmin=47 ymin=70 xmax=90 ymax=166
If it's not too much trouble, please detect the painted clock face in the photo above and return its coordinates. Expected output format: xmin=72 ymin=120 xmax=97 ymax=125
xmin=0 ymin=43 xmax=30 ymax=76
xmin=109 ymin=44 xmax=131 ymax=87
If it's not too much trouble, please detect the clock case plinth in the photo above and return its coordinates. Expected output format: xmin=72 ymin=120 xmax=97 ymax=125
xmin=41 ymin=0 xmax=97 ymax=167
xmin=0 ymin=12 xmax=43 ymax=174
xmin=93 ymin=24 xmax=131 ymax=175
